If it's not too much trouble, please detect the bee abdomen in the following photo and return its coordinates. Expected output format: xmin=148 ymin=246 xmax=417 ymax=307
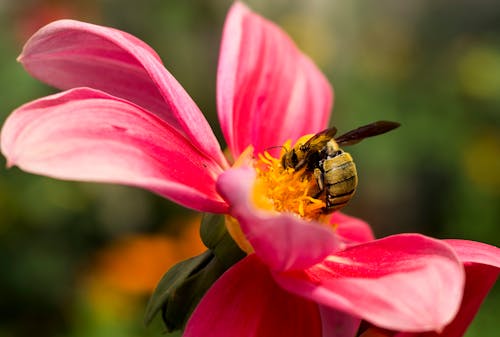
xmin=326 ymin=188 xmax=356 ymax=210
xmin=326 ymin=196 xmax=351 ymax=210
xmin=322 ymin=153 xmax=358 ymax=212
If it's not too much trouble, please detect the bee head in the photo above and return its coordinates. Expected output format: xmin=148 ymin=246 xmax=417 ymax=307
xmin=281 ymin=148 xmax=299 ymax=169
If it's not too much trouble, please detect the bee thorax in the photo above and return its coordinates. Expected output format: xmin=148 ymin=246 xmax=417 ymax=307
xmin=324 ymin=140 xmax=341 ymax=157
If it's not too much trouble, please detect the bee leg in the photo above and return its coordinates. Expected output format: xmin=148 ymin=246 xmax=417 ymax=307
xmin=313 ymin=168 xmax=324 ymax=192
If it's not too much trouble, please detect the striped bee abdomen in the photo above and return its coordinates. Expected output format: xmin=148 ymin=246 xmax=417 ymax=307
xmin=321 ymin=152 xmax=358 ymax=211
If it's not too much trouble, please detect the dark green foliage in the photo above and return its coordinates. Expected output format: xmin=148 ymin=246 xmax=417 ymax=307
xmin=144 ymin=214 xmax=245 ymax=331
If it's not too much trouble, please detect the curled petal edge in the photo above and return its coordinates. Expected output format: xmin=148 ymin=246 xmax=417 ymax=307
xmin=216 ymin=166 xmax=340 ymax=271
xmin=275 ymin=234 xmax=465 ymax=333
xmin=1 ymin=87 xmax=228 ymax=213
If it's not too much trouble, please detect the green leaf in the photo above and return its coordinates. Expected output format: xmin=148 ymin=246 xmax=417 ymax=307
xmin=144 ymin=213 xmax=246 ymax=332
xmin=160 ymin=251 xmax=227 ymax=331
xmin=200 ymin=213 xmax=246 ymax=269
xmin=144 ymin=250 xmax=214 ymax=328
xmin=200 ymin=213 xmax=227 ymax=249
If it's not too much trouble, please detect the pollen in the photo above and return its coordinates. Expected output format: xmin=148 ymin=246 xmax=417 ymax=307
xmin=253 ymin=145 xmax=326 ymax=221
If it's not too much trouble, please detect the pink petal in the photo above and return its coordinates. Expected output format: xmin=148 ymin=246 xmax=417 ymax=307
xmin=332 ymin=212 xmax=375 ymax=245
xmin=348 ymin=241 xmax=500 ymax=337
xmin=183 ymin=254 xmax=322 ymax=337
xmin=18 ymin=19 xmax=227 ymax=168
xmin=445 ymin=239 xmax=500 ymax=267
xmin=394 ymin=266 xmax=498 ymax=337
xmin=275 ymin=234 xmax=465 ymax=332
xmin=419 ymin=240 xmax=499 ymax=337
xmin=217 ymin=2 xmax=333 ymax=158
xmin=1 ymin=87 xmax=227 ymax=213
xmin=217 ymin=166 xmax=340 ymax=271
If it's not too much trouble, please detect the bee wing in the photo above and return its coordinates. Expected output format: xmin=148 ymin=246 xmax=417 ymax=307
xmin=335 ymin=121 xmax=400 ymax=146
xmin=293 ymin=127 xmax=337 ymax=170
xmin=301 ymin=127 xmax=338 ymax=151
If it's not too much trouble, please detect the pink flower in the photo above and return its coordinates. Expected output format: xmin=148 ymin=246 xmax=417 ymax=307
xmin=183 ymin=168 xmax=498 ymax=337
xmin=1 ymin=2 xmax=497 ymax=336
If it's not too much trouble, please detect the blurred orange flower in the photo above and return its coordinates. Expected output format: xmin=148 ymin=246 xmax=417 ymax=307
xmin=90 ymin=216 xmax=205 ymax=295
xmin=14 ymin=0 xmax=98 ymax=43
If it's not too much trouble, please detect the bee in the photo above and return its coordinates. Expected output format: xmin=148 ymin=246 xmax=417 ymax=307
xmin=281 ymin=121 xmax=400 ymax=213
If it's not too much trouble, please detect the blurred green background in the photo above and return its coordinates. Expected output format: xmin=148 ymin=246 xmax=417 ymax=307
xmin=0 ymin=0 xmax=498 ymax=336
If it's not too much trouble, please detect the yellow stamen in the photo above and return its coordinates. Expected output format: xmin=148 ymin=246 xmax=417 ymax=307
xmin=225 ymin=141 xmax=332 ymax=254
xmin=252 ymin=143 xmax=326 ymax=221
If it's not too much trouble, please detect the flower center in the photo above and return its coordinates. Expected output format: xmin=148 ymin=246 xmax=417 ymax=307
xmin=252 ymin=141 xmax=327 ymax=221
xmin=226 ymin=139 xmax=332 ymax=254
